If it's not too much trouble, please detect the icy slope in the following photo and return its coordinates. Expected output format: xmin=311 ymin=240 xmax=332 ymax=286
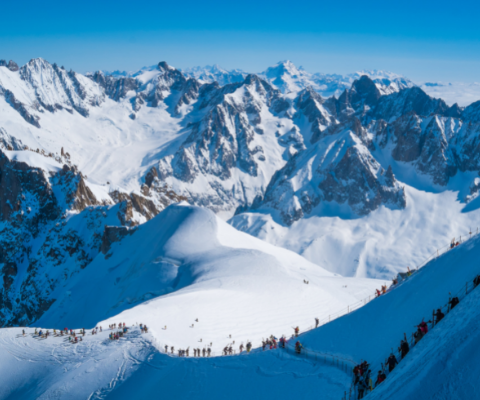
xmin=36 ymin=204 xmax=382 ymax=353
xmin=295 ymin=230 xmax=480 ymax=372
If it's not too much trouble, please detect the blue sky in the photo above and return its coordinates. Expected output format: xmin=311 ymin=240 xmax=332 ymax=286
xmin=1 ymin=0 xmax=480 ymax=81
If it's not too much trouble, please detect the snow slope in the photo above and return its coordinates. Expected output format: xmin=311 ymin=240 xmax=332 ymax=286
xmin=294 ymin=229 xmax=480 ymax=397
xmin=35 ymin=204 xmax=382 ymax=354
xmin=369 ymin=285 xmax=480 ymax=400
xmin=230 ymin=186 xmax=480 ymax=279
xmin=0 ymin=326 xmax=351 ymax=400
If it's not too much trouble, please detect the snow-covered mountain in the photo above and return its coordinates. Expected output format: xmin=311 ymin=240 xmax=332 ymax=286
xmin=2 ymin=210 xmax=479 ymax=399
xmin=2 ymin=55 xmax=480 ymax=399
xmin=2 ymin=57 xmax=480 ymax=281
xmin=182 ymin=64 xmax=247 ymax=86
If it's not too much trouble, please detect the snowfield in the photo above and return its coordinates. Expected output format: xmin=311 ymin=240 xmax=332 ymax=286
xmin=2 ymin=210 xmax=480 ymax=399
xmin=35 ymin=204 xmax=382 ymax=354
xmin=230 ymin=186 xmax=480 ymax=279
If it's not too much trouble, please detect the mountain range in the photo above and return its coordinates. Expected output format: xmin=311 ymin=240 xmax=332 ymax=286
xmin=2 ymin=57 xmax=480 ymax=327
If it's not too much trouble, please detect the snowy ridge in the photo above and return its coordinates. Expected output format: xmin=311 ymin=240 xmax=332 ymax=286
xmin=33 ymin=204 xmax=381 ymax=354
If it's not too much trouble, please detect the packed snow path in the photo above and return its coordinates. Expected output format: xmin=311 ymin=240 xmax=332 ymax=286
xmin=0 ymin=326 xmax=351 ymax=400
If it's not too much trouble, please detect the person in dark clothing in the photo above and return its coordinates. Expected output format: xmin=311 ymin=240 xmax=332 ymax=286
xmin=449 ymin=297 xmax=460 ymax=310
xmin=473 ymin=275 xmax=480 ymax=288
xmin=295 ymin=341 xmax=302 ymax=354
xmin=387 ymin=354 xmax=398 ymax=372
xmin=413 ymin=328 xmax=424 ymax=344
xmin=375 ymin=370 xmax=386 ymax=387
xmin=357 ymin=377 xmax=368 ymax=399
xmin=435 ymin=309 xmax=445 ymax=324
xmin=399 ymin=340 xmax=409 ymax=359
xmin=315 ymin=318 xmax=319 ymax=328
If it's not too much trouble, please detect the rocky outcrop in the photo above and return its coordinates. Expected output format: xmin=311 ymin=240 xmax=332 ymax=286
xmin=370 ymin=86 xmax=449 ymax=122
xmin=249 ymin=126 xmax=406 ymax=225
xmin=0 ymin=128 xmax=24 ymax=150
xmin=0 ymin=60 xmax=19 ymax=72
xmin=337 ymin=75 xmax=382 ymax=115
xmin=90 ymin=71 xmax=139 ymax=101
xmin=100 ymin=226 xmax=134 ymax=255
xmin=109 ymin=172 xmax=186 ymax=226
xmin=3 ymin=90 xmax=40 ymax=127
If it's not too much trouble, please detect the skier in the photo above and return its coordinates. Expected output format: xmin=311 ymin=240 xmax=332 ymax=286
xmin=399 ymin=340 xmax=409 ymax=359
xmin=202 ymin=348 xmax=206 ymax=357
xmin=22 ymin=329 xmax=25 ymax=336
xmin=171 ymin=346 xmax=174 ymax=354
xmin=357 ymin=376 xmax=368 ymax=399
xmin=474 ymin=275 xmax=480 ymax=288
xmin=449 ymin=297 xmax=460 ymax=310
xmin=435 ymin=309 xmax=445 ymax=324
xmin=364 ymin=369 xmax=372 ymax=390
xmin=239 ymin=344 xmax=244 ymax=353
xmin=295 ymin=341 xmax=302 ymax=354
xmin=246 ymin=342 xmax=252 ymax=353
xmin=375 ymin=370 xmax=386 ymax=387
xmin=315 ymin=318 xmax=319 ymax=328
xmin=294 ymin=326 xmax=299 ymax=337
xmin=376 ymin=289 xmax=381 ymax=297
xmin=418 ymin=320 xmax=429 ymax=334
xmin=387 ymin=354 xmax=398 ymax=372
xmin=207 ymin=348 xmax=211 ymax=357
xmin=413 ymin=328 xmax=424 ymax=344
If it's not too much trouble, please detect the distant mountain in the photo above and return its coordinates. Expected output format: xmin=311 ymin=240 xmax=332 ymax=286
xmin=181 ymin=64 xmax=247 ymax=86
xmin=181 ymin=61 xmax=415 ymax=99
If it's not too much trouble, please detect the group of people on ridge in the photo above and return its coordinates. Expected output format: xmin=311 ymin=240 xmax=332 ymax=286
xmin=356 ymin=288 xmax=467 ymax=398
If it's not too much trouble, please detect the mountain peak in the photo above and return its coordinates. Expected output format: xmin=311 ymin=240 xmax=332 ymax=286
xmin=157 ymin=61 xmax=175 ymax=72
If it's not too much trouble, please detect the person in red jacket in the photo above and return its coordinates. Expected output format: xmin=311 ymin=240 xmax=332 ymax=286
xmin=375 ymin=370 xmax=386 ymax=387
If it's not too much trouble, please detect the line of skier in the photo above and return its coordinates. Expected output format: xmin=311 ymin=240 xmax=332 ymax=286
xmin=351 ymin=273 xmax=480 ymax=399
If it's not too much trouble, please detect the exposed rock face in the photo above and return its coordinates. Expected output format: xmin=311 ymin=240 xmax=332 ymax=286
xmin=462 ymin=101 xmax=480 ymax=123
xmin=250 ymin=125 xmax=406 ymax=225
xmin=100 ymin=226 xmax=134 ymax=255
xmin=294 ymin=87 xmax=336 ymax=144
xmin=90 ymin=71 xmax=139 ymax=101
xmin=337 ymin=75 xmax=382 ymax=115
xmin=0 ymin=60 xmax=19 ymax=72
xmin=2 ymin=89 xmax=40 ymax=127
xmin=0 ymin=128 xmax=25 ymax=151
xmin=109 ymin=171 xmax=186 ymax=226
xmin=370 ymin=86 xmax=449 ymax=122
xmin=0 ymin=144 xmax=185 ymax=327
